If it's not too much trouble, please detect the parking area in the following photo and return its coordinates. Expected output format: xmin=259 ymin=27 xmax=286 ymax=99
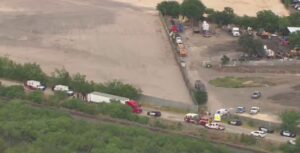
xmin=179 ymin=26 xmax=300 ymax=117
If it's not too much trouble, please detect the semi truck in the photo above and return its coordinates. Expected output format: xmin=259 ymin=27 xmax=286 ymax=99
xmin=24 ymin=80 xmax=46 ymax=91
xmin=86 ymin=91 xmax=142 ymax=114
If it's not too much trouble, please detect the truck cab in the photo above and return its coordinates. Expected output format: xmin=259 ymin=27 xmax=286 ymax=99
xmin=126 ymin=100 xmax=142 ymax=114
xmin=231 ymin=27 xmax=240 ymax=37
xmin=25 ymin=80 xmax=46 ymax=91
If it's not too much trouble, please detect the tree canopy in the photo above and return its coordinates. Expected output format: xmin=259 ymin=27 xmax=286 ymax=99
xmin=289 ymin=32 xmax=300 ymax=48
xmin=256 ymin=10 xmax=280 ymax=33
xmin=238 ymin=35 xmax=265 ymax=58
xmin=181 ymin=0 xmax=206 ymax=21
xmin=280 ymin=111 xmax=300 ymax=132
xmin=156 ymin=1 xmax=181 ymax=18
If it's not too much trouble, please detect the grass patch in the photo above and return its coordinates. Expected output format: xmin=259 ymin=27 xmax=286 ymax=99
xmin=209 ymin=76 xmax=276 ymax=88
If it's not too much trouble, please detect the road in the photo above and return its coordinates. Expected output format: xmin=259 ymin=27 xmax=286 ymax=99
xmin=0 ymin=78 xmax=295 ymax=144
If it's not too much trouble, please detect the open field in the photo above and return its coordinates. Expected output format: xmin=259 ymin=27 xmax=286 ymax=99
xmin=0 ymin=0 xmax=192 ymax=103
xmin=116 ymin=0 xmax=289 ymax=16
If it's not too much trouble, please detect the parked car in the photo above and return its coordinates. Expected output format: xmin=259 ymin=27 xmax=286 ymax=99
xmin=147 ymin=111 xmax=161 ymax=117
xmin=175 ymin=37 xmax=183 ymax=44
xmin=288 ymin=139 xmax=296 ymax=145
xmin=251 ymin=131 xmax=266 ymax=138
xmin=205 ymin=122 xmax=225 ymax=130
xmin=251 ymin=91 xmax=261 ymax=99
xmin=228 ymin=119 xmax=242 ymax=126
xmin=216 ymin=108 xmax=229 ymax=117
xmin=280 ymin=130 xmax=296 ymax=138
xmin=259 ymin=127 xmax=274 ymax=133
xmin=250 ymin=106 xmax=260 ymax=114
xmin=236 ymin=106 xmax=246 ymax=113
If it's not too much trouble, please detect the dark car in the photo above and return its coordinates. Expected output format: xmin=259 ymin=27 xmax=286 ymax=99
xmin=280 ymin=130 xmax=296 ymax=138
xmin=236 ymin=107 xmax=246 ymax=113
xmin=259 ymin=127 xmax=274 ymax=133
xmin=251 ymin=91 xmax=261 ymax=99
xmin=147 ymin=111 xmax=161 ymax=117
xmin=228 ymin=119 xmax=242 ymax=126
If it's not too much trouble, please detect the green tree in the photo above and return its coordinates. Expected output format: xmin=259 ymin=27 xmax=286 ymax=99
xmin=181 ymin=0 xmax=206 ymax=21
xmin=193 ymin=90 xmax=208 ymax=112
xmin=234 ymin=15 xmax=256 ymax=28
xmin=280 ymin=111 xmax=300 ymax=132
xmin=256 ymin=10 xmax=280 ymax=33
xmin=289 ymin=32 xmax=300 ymax=48
xmin=238 ymin=35 xmax=265 ymax=58
xmin=288 ymin=12 xmax=300 ymax=27
xmin=70 ymin=73 xmax=92 ymax=95
xmin=156 ymin=1 xmax=181 ymax=18
xmin=49 ymin=68 xmax=72 ymax=87
xmin=210 ymin=7 xmax=235 ymax=25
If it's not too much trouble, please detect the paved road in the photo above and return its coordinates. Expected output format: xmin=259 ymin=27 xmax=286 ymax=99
xmin=0 ymin=78 xmax=295 ymax=144
xmin=142 ymin=107 xmax=295 ymax=144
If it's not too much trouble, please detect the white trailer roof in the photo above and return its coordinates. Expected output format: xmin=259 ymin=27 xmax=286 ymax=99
xmin=89 ymin=91 xmax=129 ymax=101
xmin=287 ymin=27 xmax=300 ymax=33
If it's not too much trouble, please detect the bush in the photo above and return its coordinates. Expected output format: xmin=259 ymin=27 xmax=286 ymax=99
xmin=193 ymin=90 xmax=208 ymax=105
xmin=221 ymin=55 xmax=230 ymax=65
xmin=0 ymin=85 xmax=25 ymax=99
xmin=208 ymin=7 xmax=236 ymax=25
xmin=240 ymin=134 xmax=257 ymax=145
xmin=0 ymin=57 xmax=47 ymax=82
xmin=238 ymin=35 xmax=265 ymax=58
xmin=27 ymin=91 xmax=44 ymax=104
xmin=48 ymin=91 xmax=68 ymax=106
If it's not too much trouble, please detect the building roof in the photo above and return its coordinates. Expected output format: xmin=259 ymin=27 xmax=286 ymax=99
xmin=90 ymin=91 xmax=129 ymax=101
xmin=287 ymin=27 xmax=300 ymax=33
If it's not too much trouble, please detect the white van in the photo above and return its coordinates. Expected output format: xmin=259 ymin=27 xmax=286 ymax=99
xmin=52 ymin=85 xmax=74 ymax=96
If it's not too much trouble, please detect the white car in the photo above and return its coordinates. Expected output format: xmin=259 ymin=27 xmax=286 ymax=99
xmin=288 ymin=139 xmax=296 ymax=145
xmin=175 ymin=37 xmax=183 ymax=44
xmin=250 ymin=106 xmax=260 ymax=114
xmin=52 ymin=85 xmax=74 ymax=96
xmin=205 ymin=122 xmax=225 ymax=130
xmin=251 ymin=131 xmax=266 ymax=138
xmin=216 ymin=108 xmax=229 ymax=116
xmin=232 ymin=27 xmax=240 ymax=37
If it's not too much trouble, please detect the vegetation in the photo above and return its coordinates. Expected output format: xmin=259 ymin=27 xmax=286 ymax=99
xmin=289 ymin=32 xmax=300 ymax=48
xmin=0 ymin=57 xmax=141 ymax=100
xmin=0 ymin=85 xmax=25 ymax=99
xmin=209 ymin=77 xmax=276 ymax=88
xmin=181 ymin=0 xmax=206 ymax=21
xmin=221 ymin=55 xmax=230 ymax=65
xmin=288 ymin=12 xmax=300 ymax=27
xmin=208 ymin=7 xmax=236 ymax=25
xmin=281 ymin=0 xmax=294 ymax=7
xmin=156 ymin=1 xmax=181 ymax=18
xmin=280 ymin=111 xmax=300 ymax=132
xmin=281 ymin=138 xmax=300 ymax=153
xmin=238 ymin=35 xmax=265 ymax=58
xmin=0 ymin=101 xmax=232 ymax=153
xmin=0 ymin=57 xmax=47 ymax=83
xmin=193 ymin=90 xmax=208 ymax=112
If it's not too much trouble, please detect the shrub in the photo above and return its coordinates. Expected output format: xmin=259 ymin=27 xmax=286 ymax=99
xmin=240 ymin=134 xmax=257 ymax=145
xmin=221 ymin=55 xmax=230 ymax=65
xmin=27 ymin=91 xmax=44 ymax=104
xmin=48 ymin=91 xmax=68 ymax=106
xmin=238 ymin=35 xmax=265 ymax=58
xmin=0 ymin=85 xmax=25 ymax=99
xmin=157 ymin=1 xmax=181 ymax=18
xmin=193 ymin=90 xmax=208 ymax=105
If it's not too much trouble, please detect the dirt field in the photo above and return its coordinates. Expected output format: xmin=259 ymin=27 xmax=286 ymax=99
xmin=0 ymin=0 xmax=193 ymax=103
xmin=116 ymin=0 xmax=289 ymax=16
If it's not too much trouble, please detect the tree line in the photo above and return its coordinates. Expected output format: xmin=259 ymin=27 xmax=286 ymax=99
xmin=0 ymin=56 xmax=141 ymax=99
xmin=157 ymin=0 xmax=300 ymax=48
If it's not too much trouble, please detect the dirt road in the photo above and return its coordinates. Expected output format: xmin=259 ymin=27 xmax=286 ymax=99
xmin=0 ymin=0 xmax=192 ymax=103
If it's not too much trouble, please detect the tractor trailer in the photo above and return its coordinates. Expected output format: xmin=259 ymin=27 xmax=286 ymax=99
xmin=86 ymin=92 xmax=142 ymax=114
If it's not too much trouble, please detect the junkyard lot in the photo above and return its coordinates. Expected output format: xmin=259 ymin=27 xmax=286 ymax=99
xmin=0 ymin=0 xmax=192 ymax=103
xmin=182 ymin=27 xmax=300 ymax=115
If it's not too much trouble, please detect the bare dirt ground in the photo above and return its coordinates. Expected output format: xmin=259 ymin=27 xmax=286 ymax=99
xmin=182 ymin=27 xmax=300 ymax=120
xmin=0 ymin=0 xmax=192 ymax=103
xmin=115 ymin=0 xmax=289 ymax=17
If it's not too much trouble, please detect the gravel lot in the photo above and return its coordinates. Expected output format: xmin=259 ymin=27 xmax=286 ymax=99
xmin=0 ymin=0 xmax=192 ymax=103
